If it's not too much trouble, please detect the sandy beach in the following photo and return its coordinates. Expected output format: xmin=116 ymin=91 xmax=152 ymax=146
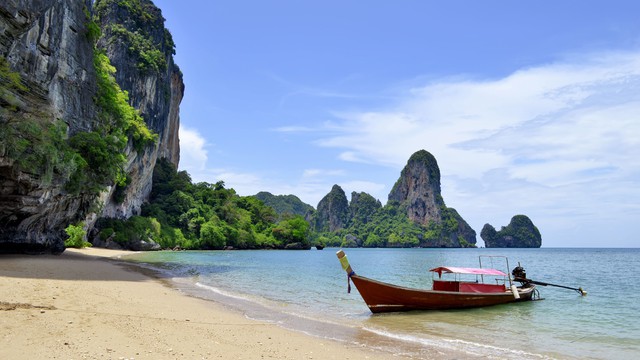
xmin=0 ymin=248 xmax=430 ymax=360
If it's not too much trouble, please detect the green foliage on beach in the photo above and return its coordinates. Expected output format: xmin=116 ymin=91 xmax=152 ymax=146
xmin=312 ymin=202 xmax=424 ymax=248
xmin=64 ymin=223 xmax=92 ymax=248
xmin=96 ymin=159 xmax=312 ymax=250
xmin=96 ymin=216 xmax=161 ymax=245
xmin=90 ymin=156 xmax=476 ymax=250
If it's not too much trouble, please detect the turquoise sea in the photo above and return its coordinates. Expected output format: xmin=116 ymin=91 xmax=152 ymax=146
xmin=125 ymin=248 xmax=640 ymax=359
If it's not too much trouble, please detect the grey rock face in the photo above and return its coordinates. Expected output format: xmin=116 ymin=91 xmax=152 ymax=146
xmin=1 ymin=0 xmax=96 ymax=254
xmin=1 ymin=0 xmax=96 ymax=130
xmin=389 ymin=150 xmax=476 ymax=247
xmin=388 ymin=150 xmax=443 ymax=225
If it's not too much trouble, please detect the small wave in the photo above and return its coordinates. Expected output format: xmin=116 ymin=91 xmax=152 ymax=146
xmin=362 ymin=326 xmax=552 ymax=360
xmin=113 ymin=258 xmax=180 ymax=279
xmin=195 ymin=282 xmax=257 ymax=302
xmin=194 ymin=282 xmax=361 ymax=328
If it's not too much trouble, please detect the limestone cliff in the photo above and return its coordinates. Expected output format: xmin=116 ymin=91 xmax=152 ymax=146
xmin=481 ymin=215 xmax=542 ymax=248
xmin=0 ymin=0 xmax=182 ymax=253
xmin=311 ymin=188 xmax=382 ymax=235
xmin=94 ymin=0 xmax=182 ymax=219
xmin=389 ymin=150 xmax=476 ymax=247
xmin=313 ymin=185 xmax=349 ymax=232
xmin=389 ymin=150 xmax=443 ymax=225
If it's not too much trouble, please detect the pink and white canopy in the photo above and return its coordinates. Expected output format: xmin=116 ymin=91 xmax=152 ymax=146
xmin=429 ymin=266 xmax=507 ymax=277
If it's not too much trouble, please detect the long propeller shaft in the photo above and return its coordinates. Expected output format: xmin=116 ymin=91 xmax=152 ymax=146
xmin=516 ymin=278 xmax=587 ymax=296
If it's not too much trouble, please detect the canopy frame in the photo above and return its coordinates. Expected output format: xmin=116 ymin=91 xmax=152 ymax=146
xmin=429 ymin=266 xmax=507 ymax=277
xmin=429 ymin=256 xmax=514 ymax=288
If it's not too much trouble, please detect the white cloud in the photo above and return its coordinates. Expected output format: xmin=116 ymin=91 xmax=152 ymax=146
xmin=321 ymin=52 xmax=640 ymax=173
xmin=315 ymin=51 xmax=640 ymax=247
xmin=272 ymin=125 xmax=317 ymax=133
xmin=178 ymin=126 xmax=208 ymax=174
xmin=302 ymin=169 xmax=345 ymax=178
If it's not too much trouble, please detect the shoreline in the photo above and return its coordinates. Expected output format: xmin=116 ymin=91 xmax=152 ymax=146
xmin=0 ymin=247 xmax=465 ymax=359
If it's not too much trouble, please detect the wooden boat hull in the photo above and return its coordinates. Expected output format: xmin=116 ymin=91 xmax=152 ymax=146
xmin=350 ymin=275 xmax=535 ymax=313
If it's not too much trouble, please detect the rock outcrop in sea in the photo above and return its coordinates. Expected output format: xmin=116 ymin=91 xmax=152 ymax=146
xmin=0 ymin=0 xmax=182 ymax=253
xmin=311 ymin=150 xmax=476 ymax=248
xmin=481 ymin=215 xmax=542 ymax=248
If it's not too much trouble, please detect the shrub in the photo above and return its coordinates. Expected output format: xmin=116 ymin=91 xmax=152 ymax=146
xmin=64 ymin=223 xmax=92 ymax=248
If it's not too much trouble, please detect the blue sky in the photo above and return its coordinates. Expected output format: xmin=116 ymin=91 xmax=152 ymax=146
xmin=152 ymin=0 xmax=640 ymax=247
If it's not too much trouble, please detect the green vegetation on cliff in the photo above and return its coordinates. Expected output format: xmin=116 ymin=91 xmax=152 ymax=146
xmin=312 ymin=200 xmax=474 ymax=248
xmin=93 ymin=49 xmax=158 ymax=150
xmin=310 ymin=179 xmax=476 ymax=248
xmin=0 ymin=58 xmax=82 ymax=186
xmin=253 ymin=192 xmax=314 ymax=219
xmin=0 ymin=7 xmax=158 ymax=199
xmin=95 ymin=0 xmax=175 ymax=72
xmin=0 ymin=56 xmax=26 ymax=112
xmin=65 ymin=14 xmax=157 ymax=196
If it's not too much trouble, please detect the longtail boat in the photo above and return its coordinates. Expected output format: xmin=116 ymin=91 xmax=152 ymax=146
xmin=336 ymin=250 xmax=538 ymax=313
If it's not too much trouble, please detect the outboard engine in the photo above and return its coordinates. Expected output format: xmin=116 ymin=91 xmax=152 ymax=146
xmin=512 ymin=264 xmax=527 ymax=282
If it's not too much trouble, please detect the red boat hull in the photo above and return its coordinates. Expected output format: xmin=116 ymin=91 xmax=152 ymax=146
xmin=350 ymin=275 xmax=535 ymax=313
